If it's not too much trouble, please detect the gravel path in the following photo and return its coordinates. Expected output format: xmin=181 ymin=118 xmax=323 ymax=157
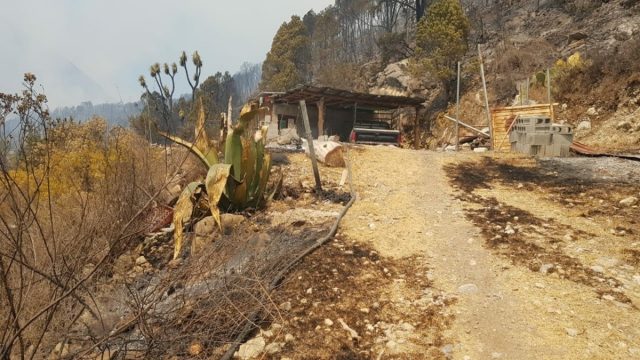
xmin=338 ymin=147 xmax=640 ymax=359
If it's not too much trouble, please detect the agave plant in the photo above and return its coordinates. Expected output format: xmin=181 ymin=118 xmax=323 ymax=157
xmin=159 ymin=99 xmax=278 ymax=259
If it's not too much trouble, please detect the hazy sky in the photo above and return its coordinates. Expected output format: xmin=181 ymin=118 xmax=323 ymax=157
xmin=0 ymin=0 xmax=334 ymax=107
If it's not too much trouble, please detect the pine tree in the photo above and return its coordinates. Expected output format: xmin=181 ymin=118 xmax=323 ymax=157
xmin=260 ymin=16 xmax=311 ymax=91
xmin=411 ymin=0 xmax=469 ymax=98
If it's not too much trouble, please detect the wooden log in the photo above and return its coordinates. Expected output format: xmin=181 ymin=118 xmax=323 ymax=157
xmin=304 ymin=140 xmax=346 ymax=168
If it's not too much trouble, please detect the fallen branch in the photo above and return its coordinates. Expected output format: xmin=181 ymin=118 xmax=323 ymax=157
xmin=444 ymin=115 xmax=490 ymax=138
xmin=220 ymin=146 xmax=357 ymax=360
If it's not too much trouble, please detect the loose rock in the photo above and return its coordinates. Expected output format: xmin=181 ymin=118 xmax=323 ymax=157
xmin=457 ymin=283 xmax=479 ymax=294
xmin=135 ymin=256 xmax=148 ymax=266
xmin=565 ymin=328 xmax=579 ymax=337
xmin=540 ymin=264 xmax=554 ymax=274
xmin=619 ymin=196 xmax=638 ymax=207
xmin=590 ymin=265 xmax=604 ymax=273
xmin=279 ymin=301 xmax=292 ymax=311
xmin=264 ymin=342 xmax=283 ymax=355
xmin=236 ymin=336 xmax=265 ymax=360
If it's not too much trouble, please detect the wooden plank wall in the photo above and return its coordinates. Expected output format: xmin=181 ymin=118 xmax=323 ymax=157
xmin=491 ymin=104 xmax=556 ymax=152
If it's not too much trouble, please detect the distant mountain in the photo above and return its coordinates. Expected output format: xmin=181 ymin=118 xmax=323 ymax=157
xmin=50 ymin=101 xmax=142 ymax=127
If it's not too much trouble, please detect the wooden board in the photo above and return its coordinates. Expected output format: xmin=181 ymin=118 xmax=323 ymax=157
xmin=491 ymin=104 xmax=557 ymax=152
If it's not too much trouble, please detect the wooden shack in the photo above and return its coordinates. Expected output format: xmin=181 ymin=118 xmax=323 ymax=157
xmin=264 ymin=86 xmax=425 ymax=147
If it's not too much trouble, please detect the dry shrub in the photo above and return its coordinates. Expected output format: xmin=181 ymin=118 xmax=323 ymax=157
xmin=553 ymin=38 xmax=640 ymax=112
xmin=0 ymin=75 xmax=186 ymax=358
xmin=492 ymin=41 xmax=557 ymax=104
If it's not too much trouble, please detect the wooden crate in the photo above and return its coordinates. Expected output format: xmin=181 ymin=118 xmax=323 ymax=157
xmin=491 ymin=104 xmax=557 ymax=152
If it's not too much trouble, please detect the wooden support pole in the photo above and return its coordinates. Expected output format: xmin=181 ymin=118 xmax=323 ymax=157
xmin=546 ymin=68 xmax=554 ymax=121
xmin=317 ymin=97 xmax=325 ymax=138
xmin=546 ymin=68 xmax=552 ymax=104
xmin=300 ymin=100 xmax=322 ymax=191
xmin=455 ymin=61 xmax=461 ymax=151
xmin=352 ymin=102 xmax=358 ymax=127
xmin=478 ymin=45 xmax=492 ymax=148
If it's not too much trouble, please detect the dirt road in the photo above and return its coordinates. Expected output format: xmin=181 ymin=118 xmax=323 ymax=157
xmin=269 ymin=146 xmax=640 ymax=359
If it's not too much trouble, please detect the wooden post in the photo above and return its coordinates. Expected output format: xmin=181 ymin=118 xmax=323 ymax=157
xmin=414 ymin=107 xmax=420 ymax=149
xmin=520 ymin=82 xmax=523 ymax=105
xmin=317 ymin=97 xmax=325 ymax=138
xmin=455 ymin=61 xmax=461 ymax=151
xmin=299 ymin=100 xmax=322 ymax=191
xmin=546 ymin=68 xmax=552 ymax=104
xmin=352 ymin=102 xmax=358 ymax=127
xmin=546 ymin=68 xmax=554 ymax=121
xmin=478 ymin=45 xmax=492 ymax=148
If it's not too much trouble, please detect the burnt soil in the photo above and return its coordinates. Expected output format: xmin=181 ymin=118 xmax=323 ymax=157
xmin=445 ymin=156 xmax=640 ymax=305
xmin=265 ymin=236 xmax=454 ymax=360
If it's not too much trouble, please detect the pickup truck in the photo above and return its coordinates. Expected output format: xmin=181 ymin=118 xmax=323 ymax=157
xmin=349 ymin=121 xmax=401 ymax=146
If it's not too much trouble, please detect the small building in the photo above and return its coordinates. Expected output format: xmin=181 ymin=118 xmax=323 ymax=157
xmin=257 ymin=86 xmax=425 ymax=145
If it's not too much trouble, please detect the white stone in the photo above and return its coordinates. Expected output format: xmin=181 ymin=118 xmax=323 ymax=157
xmin=279 ymin=301 xmax=291 ymax=311
xmin=236 ymin=336 xmax=265 ymax=360
xmin=576 ymin=120 xmax=591 ymax=131
xmin=504 ymin=225 xmax=516 ymax=235
xmin=324 ymin=318 xmax=334 ymax=327
xmin=619 ymin=196 xmax=638 ymax=207
xmin=458 ymin=283 xmax=478 ymax=294
xmin=264 ymin=342 xmax=283 ymax=355
xmin=135 ymin=256 xmax=148 ymax=266
xmin=565 ymin=328 xmax=578 ymax=337
xmin=590 ymin=265 xmax=604 ymax=273
xmin=284 ymin=334 xmax=295 ymax=343
xmin=474 ymin=147 xmax=489 ymax=153
xmin=586 ymin=107 xmax=597 ymax=116
xmin=540 ymin=264 xmax=554 ymax=274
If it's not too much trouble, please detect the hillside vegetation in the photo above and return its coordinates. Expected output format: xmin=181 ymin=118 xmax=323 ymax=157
xmin=261 ymin=0 xmax=640 ymax=152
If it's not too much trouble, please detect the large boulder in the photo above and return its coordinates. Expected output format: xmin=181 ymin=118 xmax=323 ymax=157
xmin=369 ymin=59 xmax=426 ymax=97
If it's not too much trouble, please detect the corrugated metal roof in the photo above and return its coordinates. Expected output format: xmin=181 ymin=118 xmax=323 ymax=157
xmin=272 ymin=85 xmax=425 ymax=110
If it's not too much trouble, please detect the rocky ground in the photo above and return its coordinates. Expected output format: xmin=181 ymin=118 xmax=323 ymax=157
xmin=243 ymin=146 xmax=640 ymax=359
xmin=50 ymin=146 xmax=640 ymax=359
